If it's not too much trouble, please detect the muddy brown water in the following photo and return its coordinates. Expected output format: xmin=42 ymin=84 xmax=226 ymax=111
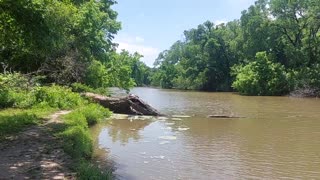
xmin=90 ymin=87 xmax=320 ymax=179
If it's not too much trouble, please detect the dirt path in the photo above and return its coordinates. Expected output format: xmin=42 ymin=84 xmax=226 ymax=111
xmin=0 ymin=111 xmax=75 ymax=180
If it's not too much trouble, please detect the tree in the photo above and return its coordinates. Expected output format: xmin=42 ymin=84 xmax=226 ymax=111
xmin=232 ymin=52 xmax=289 ymax=95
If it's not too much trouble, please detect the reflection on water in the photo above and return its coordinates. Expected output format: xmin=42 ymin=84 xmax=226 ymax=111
xmin=107 ymin=119 xmax=152 ymax=145
xmin=91 ymin=87 xmax=320 ymax=179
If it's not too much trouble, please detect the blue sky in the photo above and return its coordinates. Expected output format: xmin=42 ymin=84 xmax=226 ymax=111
xmin=113 ymin=0 xmax=256 ymax=66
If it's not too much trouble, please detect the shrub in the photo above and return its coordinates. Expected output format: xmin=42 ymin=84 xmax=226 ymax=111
xmin=71 ymin=83 xmax=95 ymax=93
xmin=287 ymin=64 xmax=320 ymax=97
xmin=34 ymin=85 xmax=84 ymax=109
xmin=0 ymin=89 xmax=13 ymax=108
xmin=71 ymin=83 xmax=110 ymax=96
xmin=60 ymin=125 xmax=93 ymax=158
xmin=0 ymin=73 xmax=31 ymax=108
xmin=232 ymin=52 xmax=289 ymax=96
xmin=0 ymin=73 xmax=32 ymax=91
xmin=78 ymin=104 xmax=111 ymax=126
xmin=85 ymin=60 xmax=110 ymax=89
xmin=63 ymin=111 xmax=88 ymax=128
xmin=77 ymin=161 xmax=113 ymax=180
xmin=59 ymin=104 xmax=111 ymax=159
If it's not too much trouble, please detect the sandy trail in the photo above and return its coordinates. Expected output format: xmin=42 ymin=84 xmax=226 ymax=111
xmin=0 ymin=111 xmax=75 ymax=180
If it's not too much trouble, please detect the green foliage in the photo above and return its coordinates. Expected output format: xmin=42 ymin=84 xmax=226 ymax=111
xmin=151 ymin=0 xmax=320 ymax=95
xmin=293 ymin=64 xmax=320 ymax=90
xmin=59 ymin=103 xmax=111 ymax=159
xmin=0 ymin=73 xmax=86 ymax=109
xmin=0 ymin=73 xmax=37 ymax=108
xmin=85 ymin=60 xmax=110 ymax=89
xmin=287 ymin=64 xmax=320 ymax=96
xmin=232 ymin=52 xmax=289 ymax=96
xmin=0 ymin=0 xmax=141 ymax=91
xmin=34 ymin=85 xmax=84 ymax=109
xmin=60 ymin=125 xmax=92 ymax=159
xmin=71 ymin=83 xmax=96 ymax=93
xmin=107 ymin=51 xmax=137 ymax=90
xmin=59 ymin=104 xmax=112 ymax=178
xmin=84 ymin=51 xmax=142 ymax=91
xmin=152 ymin=24 xmax=236 ymax=91
xmin=77 ymin=161 xmax=113 ymax=180
xmin=78 ymin=104 xmax=111 ymax=126
xmin=0 ymin=112 xmax=37 ymax=138
xmin=0 ymin=0 xmax=120 ymax=73
xmin=0 ymin=107 xmax=56 ymax=138
xmin=71 ymin=83 xmax=111 ymax=96
xmin=0 ymin=89 xmax=13 ymax=108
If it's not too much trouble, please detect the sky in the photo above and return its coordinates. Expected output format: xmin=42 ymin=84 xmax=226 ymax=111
xmin=113 ymin=0 xmax=256 ymax=67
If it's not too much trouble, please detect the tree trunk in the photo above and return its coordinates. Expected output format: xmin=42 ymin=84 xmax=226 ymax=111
xmin=83 ymin=93 xmax=163 ymax=116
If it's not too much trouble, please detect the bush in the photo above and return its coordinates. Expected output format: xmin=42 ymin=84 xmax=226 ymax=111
xmin=78 ymin=104 xmax=111 ymax=126
xmin=71 ymin=83 xmax=110 ymax=96
xmin=232 ymin=52 xmax=289 ymax=96
xmin=85 ymin=60 xmax=110 ymax=89
xmin=63 ymin=111 xmax=88 ymax=128
xmin=59 ymin=103 xmax=111 ymax=159
xmin=288 ymin=64 xmax=320 ymax=97
xmin=0 ymin=89 xmax=13 ymax=108
xmin=71 ymin=83 xmax=95 ymax=93
xmin=34 ymin=85 xmax=84 ymax=109
xmin=77 ymin=161 xmax=113 ymax=180
xmin=0 ymin=73 xmax=32 ymax=108
xmin=60 ymin=125 xmax=93 ymax=158
xmin=0 ymin=73 xmax=32 ymax=91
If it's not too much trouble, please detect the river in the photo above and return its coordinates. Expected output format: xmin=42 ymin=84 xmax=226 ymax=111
xmin=90 ymin=87 xmax=320 ymax=179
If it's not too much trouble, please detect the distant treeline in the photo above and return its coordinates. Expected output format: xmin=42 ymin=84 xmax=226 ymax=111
xmin=150 ymin=0 xmax=320 ymax=96
xmin=1 ymin=0 xmax=319 ymax=96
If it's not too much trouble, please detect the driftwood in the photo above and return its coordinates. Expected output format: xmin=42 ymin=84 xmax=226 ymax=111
xmin=207 ymin=115 xmax=244 ymax=118
xmin=83 ymin=93 xmax=163 ymax=116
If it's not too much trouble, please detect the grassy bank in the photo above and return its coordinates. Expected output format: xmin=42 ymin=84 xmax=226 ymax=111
xmin=0 ymin=107 xmax=56 ymax=138
xmin=0 ymin=73 xmax=114 ymax=179
xmin=58 ymin=104 xmax=112 ymax=179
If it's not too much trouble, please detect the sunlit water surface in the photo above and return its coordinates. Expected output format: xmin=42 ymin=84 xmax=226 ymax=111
xmin=90 ymin=87 xmax=320 ymax=179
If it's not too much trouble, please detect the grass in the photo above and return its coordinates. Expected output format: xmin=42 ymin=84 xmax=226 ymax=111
xmin=57 ymin=103 xmax=112 ymax=179
xmin=0 ymin=107 xmax=56 ymax=138
xmin=0 ymin=80 xmax=114 ymax=179
xmin=0 ymin=103 xmax=114 ymax=179
xmin=77 ymin=161 xmax=113 ymax=180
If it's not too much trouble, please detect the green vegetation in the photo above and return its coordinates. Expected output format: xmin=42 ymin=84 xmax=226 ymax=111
xmin=0 ymin=0 xmax=150 ymax=90
xmin=0 ymin=108 xmax=55 ymax=138
xmin=151 ymin=0 xmax=320 ymax=96
xmin=58 ymin=104 xmax=112 ymax=178
xmin=1 ymin=0 xmax=318 ymax=178
xmin=77 ymin=161 xmax=113 ymax=180
xmin=232 ymin=52 xmax=290 ymax=95
xmin=0 ymin=72 xmax=112 ymax=178
xmin=0 ymin=0 xmax=151 ymax=178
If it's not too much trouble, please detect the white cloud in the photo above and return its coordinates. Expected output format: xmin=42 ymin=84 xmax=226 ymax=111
xmin=135 ymin=36 xmax=145 ymax=43
xmin=115 ymin=34 xmax=160 ymax=67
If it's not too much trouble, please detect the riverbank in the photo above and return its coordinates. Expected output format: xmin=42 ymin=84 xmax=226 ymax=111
xmin=0 ymin=104 xmax=113 ymax=179
xmin=0 ymin=78 xmax=114 ymax=179
xmin=0 ymin=110 xmax=74 ymax=179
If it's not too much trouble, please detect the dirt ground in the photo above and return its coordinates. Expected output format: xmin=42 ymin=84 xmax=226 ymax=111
xmin=0 ymin=111 xmax=75 ymax=180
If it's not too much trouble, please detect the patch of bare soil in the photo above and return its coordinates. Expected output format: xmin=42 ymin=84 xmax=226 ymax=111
xmin=0 ymin=111 xmax=75 ymax=180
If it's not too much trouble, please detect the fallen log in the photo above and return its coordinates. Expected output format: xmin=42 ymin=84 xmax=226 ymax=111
xmin=207 ymin=115 xmax=244 ymax=118
xmin=83 ymin=93 xmax=163 ymax=116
